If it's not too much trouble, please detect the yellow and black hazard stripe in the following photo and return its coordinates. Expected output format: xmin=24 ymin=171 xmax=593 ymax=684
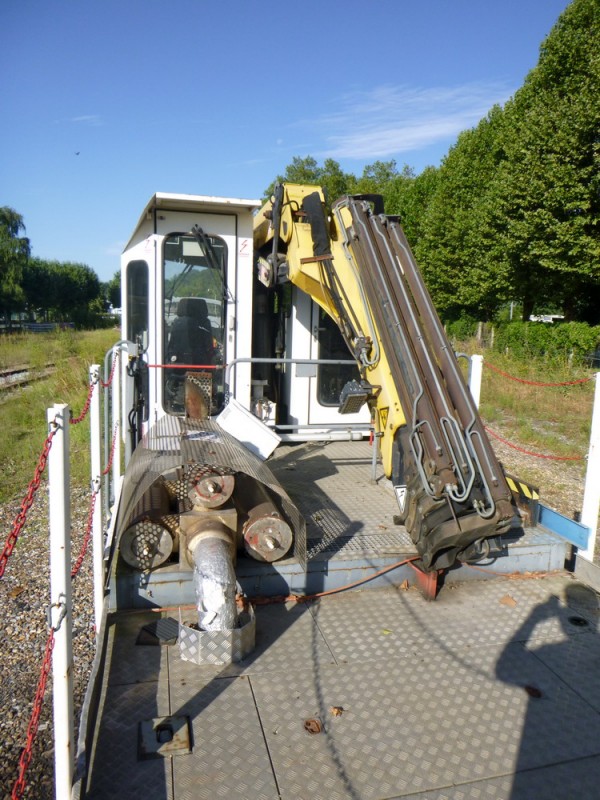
xmin=505 ymin=473 xmax=540 ymax=524
xmin=506 ymin=475 xmax=540 ymax=502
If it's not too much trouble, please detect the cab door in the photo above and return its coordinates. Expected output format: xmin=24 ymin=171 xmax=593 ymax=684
xmin=307 ymin=300 xmax=370 ymax=426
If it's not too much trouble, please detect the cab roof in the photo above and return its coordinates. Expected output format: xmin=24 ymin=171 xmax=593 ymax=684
xmin=125 ymin=191 xmax=262 ymax=252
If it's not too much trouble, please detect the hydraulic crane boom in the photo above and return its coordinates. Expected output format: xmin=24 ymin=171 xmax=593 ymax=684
xmin=254 ymin=183 xmax=516 ymax=571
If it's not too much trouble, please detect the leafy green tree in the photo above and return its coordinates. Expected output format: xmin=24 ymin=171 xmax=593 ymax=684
xmin=413 ymin=106 xmax=511 ymax=320
xmin=52 ymin=262 xmax=101 ymax=324
xmin=263 ymin=156 xmax=322 ymax=201
xmin=263 ymin=156 xmax=355 ymax=205
xmin=351 ymin=160 xmax=415 ymax=212
xmin=277 ymin=155 xmax=322 ymax=186
xmin=351 ymin=160 xmax=399 ymax=194
xmin=498 ymin=0 xmax=600 ymax=321
xmin=263 ymin=1 xmax=599 ymax=327
xmin=0 ymin=207 xmax=30 ymax=321
xmin=320 ymin=158 xmax=352 ymax=203
xmin=22 ymin=258 xmax=102 ymax=326
xmin=392 ymin=0 xmax=600 ymax=324
xmin=22 ymin=257 xmax=56 ymax=320
xmin=106 ymin=271 xmax=121 ymax=309
xmin=390 ymin=165 xmax=439 ymax=247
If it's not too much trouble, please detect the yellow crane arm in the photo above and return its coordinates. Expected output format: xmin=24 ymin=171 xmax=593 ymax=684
xmin=254 ymin=183 xmax=516 ymax=571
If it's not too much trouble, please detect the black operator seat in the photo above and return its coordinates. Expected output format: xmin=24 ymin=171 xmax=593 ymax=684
xmin=167 ymin=297 xmax=214 ymax=366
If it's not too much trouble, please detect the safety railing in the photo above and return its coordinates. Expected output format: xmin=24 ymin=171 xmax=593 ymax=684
xmin=468 ymin=358 xmax=600 ymax=560
xmin=1 ymin=342 xmax=124 ymax=800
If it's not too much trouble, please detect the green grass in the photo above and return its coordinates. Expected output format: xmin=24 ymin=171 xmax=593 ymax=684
xmin=474 ymin=346 xmax=594 ymax=461
xmin=0 ymin=329 xmax=121 ymax=504
xmin=0 ymin=330 xmax=595 ymax=508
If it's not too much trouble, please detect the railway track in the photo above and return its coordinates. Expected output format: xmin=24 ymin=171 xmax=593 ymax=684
xmin=0 ymin=364 xmax=56 ymax=392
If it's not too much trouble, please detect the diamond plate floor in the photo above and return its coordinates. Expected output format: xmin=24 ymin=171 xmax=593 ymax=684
xmin=117 ymin=440 xmax=566 ymax=610
xmin=269 ymin=440 xmax=409 ymax=556
xmin=82 ymin=573 xmax=600 ymax=800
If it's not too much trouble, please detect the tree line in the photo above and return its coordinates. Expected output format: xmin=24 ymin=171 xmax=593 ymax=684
xmin=1 ymin=0 xmax=597 ymax=329
xmin=0 ymin=206 xmax=121 ymax=328
xmin=267 ymin=0 xmax=599 ymax=325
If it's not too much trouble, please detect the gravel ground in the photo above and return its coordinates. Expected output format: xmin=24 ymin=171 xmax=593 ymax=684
xmin=0 ymin=486 xmax=95 ymax=800
xmin=0 ymin=433 xmax=597 ymax=799
xmin=490 ymin=435 xmax=598 ymax=555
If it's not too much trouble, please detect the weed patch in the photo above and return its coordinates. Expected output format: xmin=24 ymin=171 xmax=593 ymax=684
xmin=0 ymin=329 xmax=119 ymax=503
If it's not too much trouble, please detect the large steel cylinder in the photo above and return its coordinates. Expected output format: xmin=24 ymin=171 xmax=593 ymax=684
xmin=188 ymin=468 xmax=235 ymax=509
xmin=120 ymin=519 xmax=174 ymax=570
xmin=243 ymin=505 xmax=293 ymax=562
xmin=234 ymin=474 xmax=293 ymax=562
xmin=120 ymin=477 xmax=175 ymax=570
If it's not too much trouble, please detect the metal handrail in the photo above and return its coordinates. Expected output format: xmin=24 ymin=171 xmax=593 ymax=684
xmin=224 ymin=355 xmax=358 ymax=386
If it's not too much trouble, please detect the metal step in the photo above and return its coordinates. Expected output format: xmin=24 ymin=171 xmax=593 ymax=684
xmin=111 ymin=440 xmax=567 ymax=609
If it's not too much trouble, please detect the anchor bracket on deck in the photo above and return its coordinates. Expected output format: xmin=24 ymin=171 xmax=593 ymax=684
xmin=409 ymin=561 xmax=441 ymax=601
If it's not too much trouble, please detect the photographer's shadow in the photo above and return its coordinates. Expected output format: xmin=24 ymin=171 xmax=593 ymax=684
xmin=496 ymin=583 xmax=600 ymax=799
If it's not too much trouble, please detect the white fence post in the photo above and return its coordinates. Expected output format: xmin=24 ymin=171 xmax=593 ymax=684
xmin=47 ymin=403 xmax=74 ymax=800
xmin=580 ymin=372 xmax=600 ymax=562
xmin=469 ymin=354 xmax=484 ymax=409
xmin=111 ymin=346 xmax=122 ymax=501
xmin=90 ymin=365 xmax=104 ymax=637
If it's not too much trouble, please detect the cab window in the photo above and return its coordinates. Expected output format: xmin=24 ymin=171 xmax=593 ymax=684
xmin=162 ymin=233 xmax=227 ymax=416
xmin=126 ymin=260 xmax=149 ymax=346
xmin=316 ymin=308 xmax=360 ymax=406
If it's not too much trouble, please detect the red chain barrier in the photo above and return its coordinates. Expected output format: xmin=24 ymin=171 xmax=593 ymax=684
xmin=69 ymin=372 xmax=97 ymax=425
xmin=484 ymin=425 xmax=584 ymax=461
xmin=7 ymin=357 xmax=120 ymax=794
xmin=1 ymin=361 xmax=112 ymax=577
xmin=102 ymin=423 xmax=120 ymax=477
xmin=11 ymin=630 xmax=55 ymax=800
xmin=485 ymin=361 xmax=592 ymax=387
xmin=0 ymin=427 xmax=57 ymax=579
xmin=12 ymin=468 xmax=99 ymax=794
xmin=100 ymin=351 xmax=120 ymax=389
xmin=71 ymin=490 xmax=97 ymax=579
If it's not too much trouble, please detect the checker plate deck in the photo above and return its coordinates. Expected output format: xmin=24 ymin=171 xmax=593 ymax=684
xmin=78 ymin=441 xmax=600 ymax=799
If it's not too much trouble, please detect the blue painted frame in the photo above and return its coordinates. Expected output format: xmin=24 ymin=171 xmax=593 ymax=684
xmin=538 ymin=503 xmax=590 ymax=549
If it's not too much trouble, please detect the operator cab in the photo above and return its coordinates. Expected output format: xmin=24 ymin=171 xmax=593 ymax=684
xmin=121 ymin=192 xmax=369 ymax=457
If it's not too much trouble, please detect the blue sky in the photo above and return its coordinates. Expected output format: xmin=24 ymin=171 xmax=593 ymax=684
xmin=1 ymin=0 xmax=572 ymax=283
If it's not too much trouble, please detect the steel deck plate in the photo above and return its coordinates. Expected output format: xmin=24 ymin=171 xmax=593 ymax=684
xmin=82 ymin=574 xmax=600 ymax=800
xmin=398 ymin=755 xmax=600 ymax=800
xmin=85 ymin=680 xmax=172 ymax=799
xmin=269 ymin=440 xmax=404 ymax=548
xmin=169 ymin=676 xmax=279 ymax=800
xmin=112 ymin=441 xmax=568 ymax=609
xmin=81 ymin=441 xmax=589 ymax=798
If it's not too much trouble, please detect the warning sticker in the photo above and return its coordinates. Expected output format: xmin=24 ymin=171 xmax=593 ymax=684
xmin=379 ymin=407 xmax=389 ymax=429
xmin=394 ymin=485 xmax=407 ymax=513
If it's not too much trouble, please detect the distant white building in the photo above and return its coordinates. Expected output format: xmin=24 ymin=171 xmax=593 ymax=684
xmin=529 ymin=314 xmax=564 ymax=323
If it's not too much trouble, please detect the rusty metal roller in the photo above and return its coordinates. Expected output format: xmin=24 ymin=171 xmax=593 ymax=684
xmin=243 ymin=505 xmax=293 ymax=562
xmin=120 ymin=477 xmax=175 ymax=570
xmin=188 ymin=467 xmax=235 ymax=509
xmin=234 ymin=473 xmax=292 ymax=562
